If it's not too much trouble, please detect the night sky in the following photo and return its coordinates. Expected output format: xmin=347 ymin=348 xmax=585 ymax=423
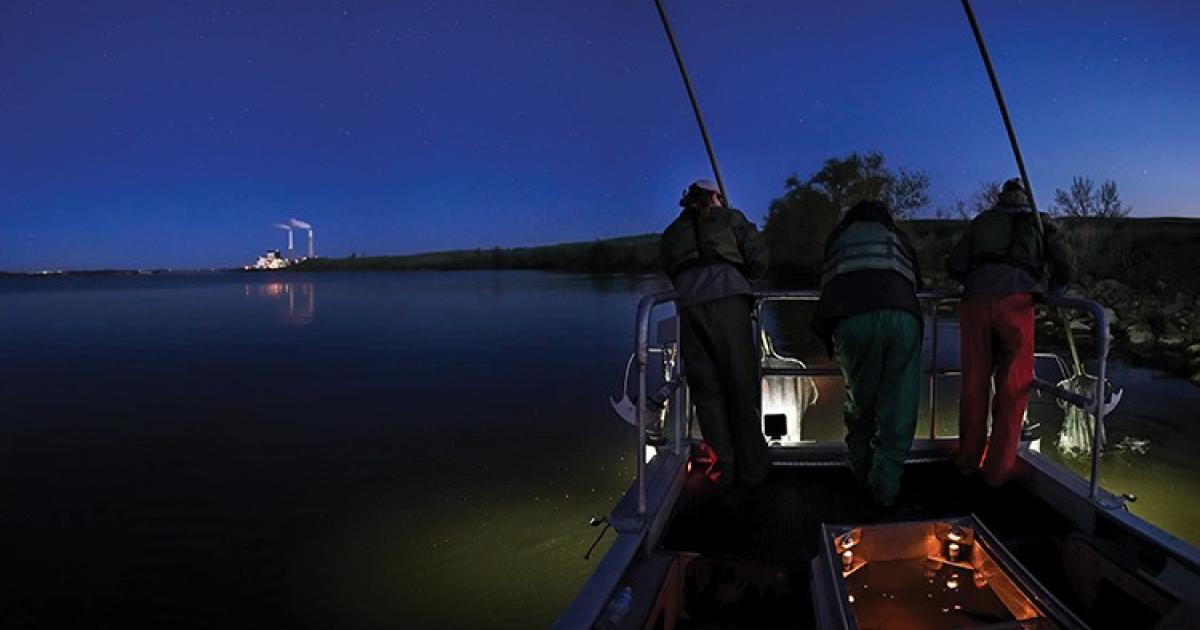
xmin=2 ymin=1 xmax=1197 ymax=270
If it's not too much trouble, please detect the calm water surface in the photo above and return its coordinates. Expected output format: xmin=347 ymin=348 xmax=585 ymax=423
xmin=1 ymin=271 xmax=1196 ymax=629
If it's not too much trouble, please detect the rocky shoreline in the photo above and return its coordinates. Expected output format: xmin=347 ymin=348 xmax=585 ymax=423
xmin=1039 ymin=278 xmax=1200 ymax=387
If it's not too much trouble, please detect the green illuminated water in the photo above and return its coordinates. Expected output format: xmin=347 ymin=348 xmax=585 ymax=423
xmin=0 ymin=271 xmax=1195 ymax=629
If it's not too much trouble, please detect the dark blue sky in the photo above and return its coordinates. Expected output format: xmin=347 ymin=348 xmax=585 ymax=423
xmin=1 ymin=1 xmax=1197 ymax=270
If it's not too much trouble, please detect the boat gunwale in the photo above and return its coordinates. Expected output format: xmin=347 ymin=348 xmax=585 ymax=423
xmin=555 ymin=440 xmax=1200 ymax=629
xmin=552 ymin=449 xmax=688 ymax=630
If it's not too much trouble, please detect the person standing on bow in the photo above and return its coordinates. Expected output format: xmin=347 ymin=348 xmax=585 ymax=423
xmin=812 ymin=200 xmax=923 ymax=509
xmin=949 ymin=178 xmax=1072 ymax=487
xmin=660 ymin=179 xmax=770 ymax=490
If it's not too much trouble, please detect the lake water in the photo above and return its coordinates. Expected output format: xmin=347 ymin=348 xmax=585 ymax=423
xmin=1 ymin=271 xmax=1196 ymax=629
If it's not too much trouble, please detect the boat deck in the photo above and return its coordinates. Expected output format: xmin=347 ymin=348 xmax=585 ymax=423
xmin=658 ymin=461 xmax=1084 ymax=629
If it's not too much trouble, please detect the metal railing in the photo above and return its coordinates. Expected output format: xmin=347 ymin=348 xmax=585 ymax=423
xmin=1032 ymin=294 xmax=1112 ymax=500
xmin=753 ymin=290 xmax=964 ymax=438
xmin=632 ymin=291 xmax=683 ymax=518
xmin=628 ymin=289 xmax=1113 ymax=523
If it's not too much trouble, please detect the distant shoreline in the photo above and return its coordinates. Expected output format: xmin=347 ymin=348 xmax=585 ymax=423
xmin=0 ymin=269 xmax=167 ymax=277
xmin=7 ymin=216 xmax=1199 ymax=281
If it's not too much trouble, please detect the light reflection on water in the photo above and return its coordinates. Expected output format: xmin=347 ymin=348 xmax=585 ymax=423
xmin=246 ymin=281 xmax=316 ymax=326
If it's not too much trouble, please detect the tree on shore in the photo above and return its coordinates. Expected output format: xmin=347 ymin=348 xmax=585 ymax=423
xmin=491 ymin=246 xmax=507 ymax=268
xmin=938 ymin=180 xmax=1002 ymax=219
xmin=1052 ymin=176 xmax=1132 ymax=218
xmin=763 ymin=151 xmax=930 ymax=273
xmin=802 ymin=151 xmax=930 ymax=218
xmin=971 ymin=180 xmax=1002 ymax=215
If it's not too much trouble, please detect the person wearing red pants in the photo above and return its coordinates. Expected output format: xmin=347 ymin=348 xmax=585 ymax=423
xmin=948 ymin=179 xmax=1072 ymax=487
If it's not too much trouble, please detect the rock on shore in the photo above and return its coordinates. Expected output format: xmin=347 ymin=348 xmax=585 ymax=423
xmin=1045 ymin=278 xmax=1200 ymax=386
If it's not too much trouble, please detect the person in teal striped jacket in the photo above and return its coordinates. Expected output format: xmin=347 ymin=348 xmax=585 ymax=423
xmin=811 ymin=200 xmax=924 ymax=509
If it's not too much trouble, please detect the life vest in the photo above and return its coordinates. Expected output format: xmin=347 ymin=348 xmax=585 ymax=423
xmin=820 ymin=220 xmax=916 ymax=288
xmin=662 ymin=207 xmax=746 ymax=277
xmin=968 ymin=208 xmax=1044 ymax=277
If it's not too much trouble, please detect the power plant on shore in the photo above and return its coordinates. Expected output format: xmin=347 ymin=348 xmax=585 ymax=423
xmin=246 ymin=218 xmax=316 ymax=270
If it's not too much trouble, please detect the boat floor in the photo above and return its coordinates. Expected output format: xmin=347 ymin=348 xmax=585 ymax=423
xmin=658 ymin=460 xmax=1084 ymax=629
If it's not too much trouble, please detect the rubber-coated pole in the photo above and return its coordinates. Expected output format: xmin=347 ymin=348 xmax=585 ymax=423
xmin=653 ymin=0 xmax=729 ymax=204
xmin=960 ymin=0 xmax=1043 ymax=233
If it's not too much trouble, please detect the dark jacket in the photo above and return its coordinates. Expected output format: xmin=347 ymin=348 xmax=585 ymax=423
xmin=660 ymin=205 xmax=769 ymax=307
xmin=948 ymin=199 xmax=1072 ymax=296
xmin=811 ymin=203 xmax=923 ymax=356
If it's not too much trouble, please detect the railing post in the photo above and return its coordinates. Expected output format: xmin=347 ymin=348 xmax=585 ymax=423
xmin=929 ymin=301 xmax=940 ymax=439
xmin=632 ymin=291 xmax=676 ymax=522
xmin=634 ymin=296 xmax=654 ymax=520
xmin=684 ymin=370 xmax=693 ymax=440
xmin=672 ymin=312 xmax=684 ymax=455
xmin=754 ymin=298 xmax=764 ymax=384
xmin=1088 ymin=301 xmax=1111 ymax=501
xmin=637 ymin=359 xmax=647 ymax=517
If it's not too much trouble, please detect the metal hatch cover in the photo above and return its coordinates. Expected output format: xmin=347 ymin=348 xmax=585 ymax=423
xmin=812 ymin=515 xmax=1088 ymax=630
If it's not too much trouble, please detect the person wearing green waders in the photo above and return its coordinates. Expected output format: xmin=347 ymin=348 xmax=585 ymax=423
xmin=661 ymin=179 xmax=770 ymax=491
xmin=812 ymin=200 xmax=923 ymax=508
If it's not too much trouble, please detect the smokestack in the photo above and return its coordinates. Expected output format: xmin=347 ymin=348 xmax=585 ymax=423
xmin=290 ymin=219 xmax=313 ymax=259
xmin=275 ymin=223 xmax=293 ymax=260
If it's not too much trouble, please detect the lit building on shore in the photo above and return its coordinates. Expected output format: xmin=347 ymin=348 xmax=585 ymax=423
xmin=246 ymin=249 xmax=289 ymax=270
